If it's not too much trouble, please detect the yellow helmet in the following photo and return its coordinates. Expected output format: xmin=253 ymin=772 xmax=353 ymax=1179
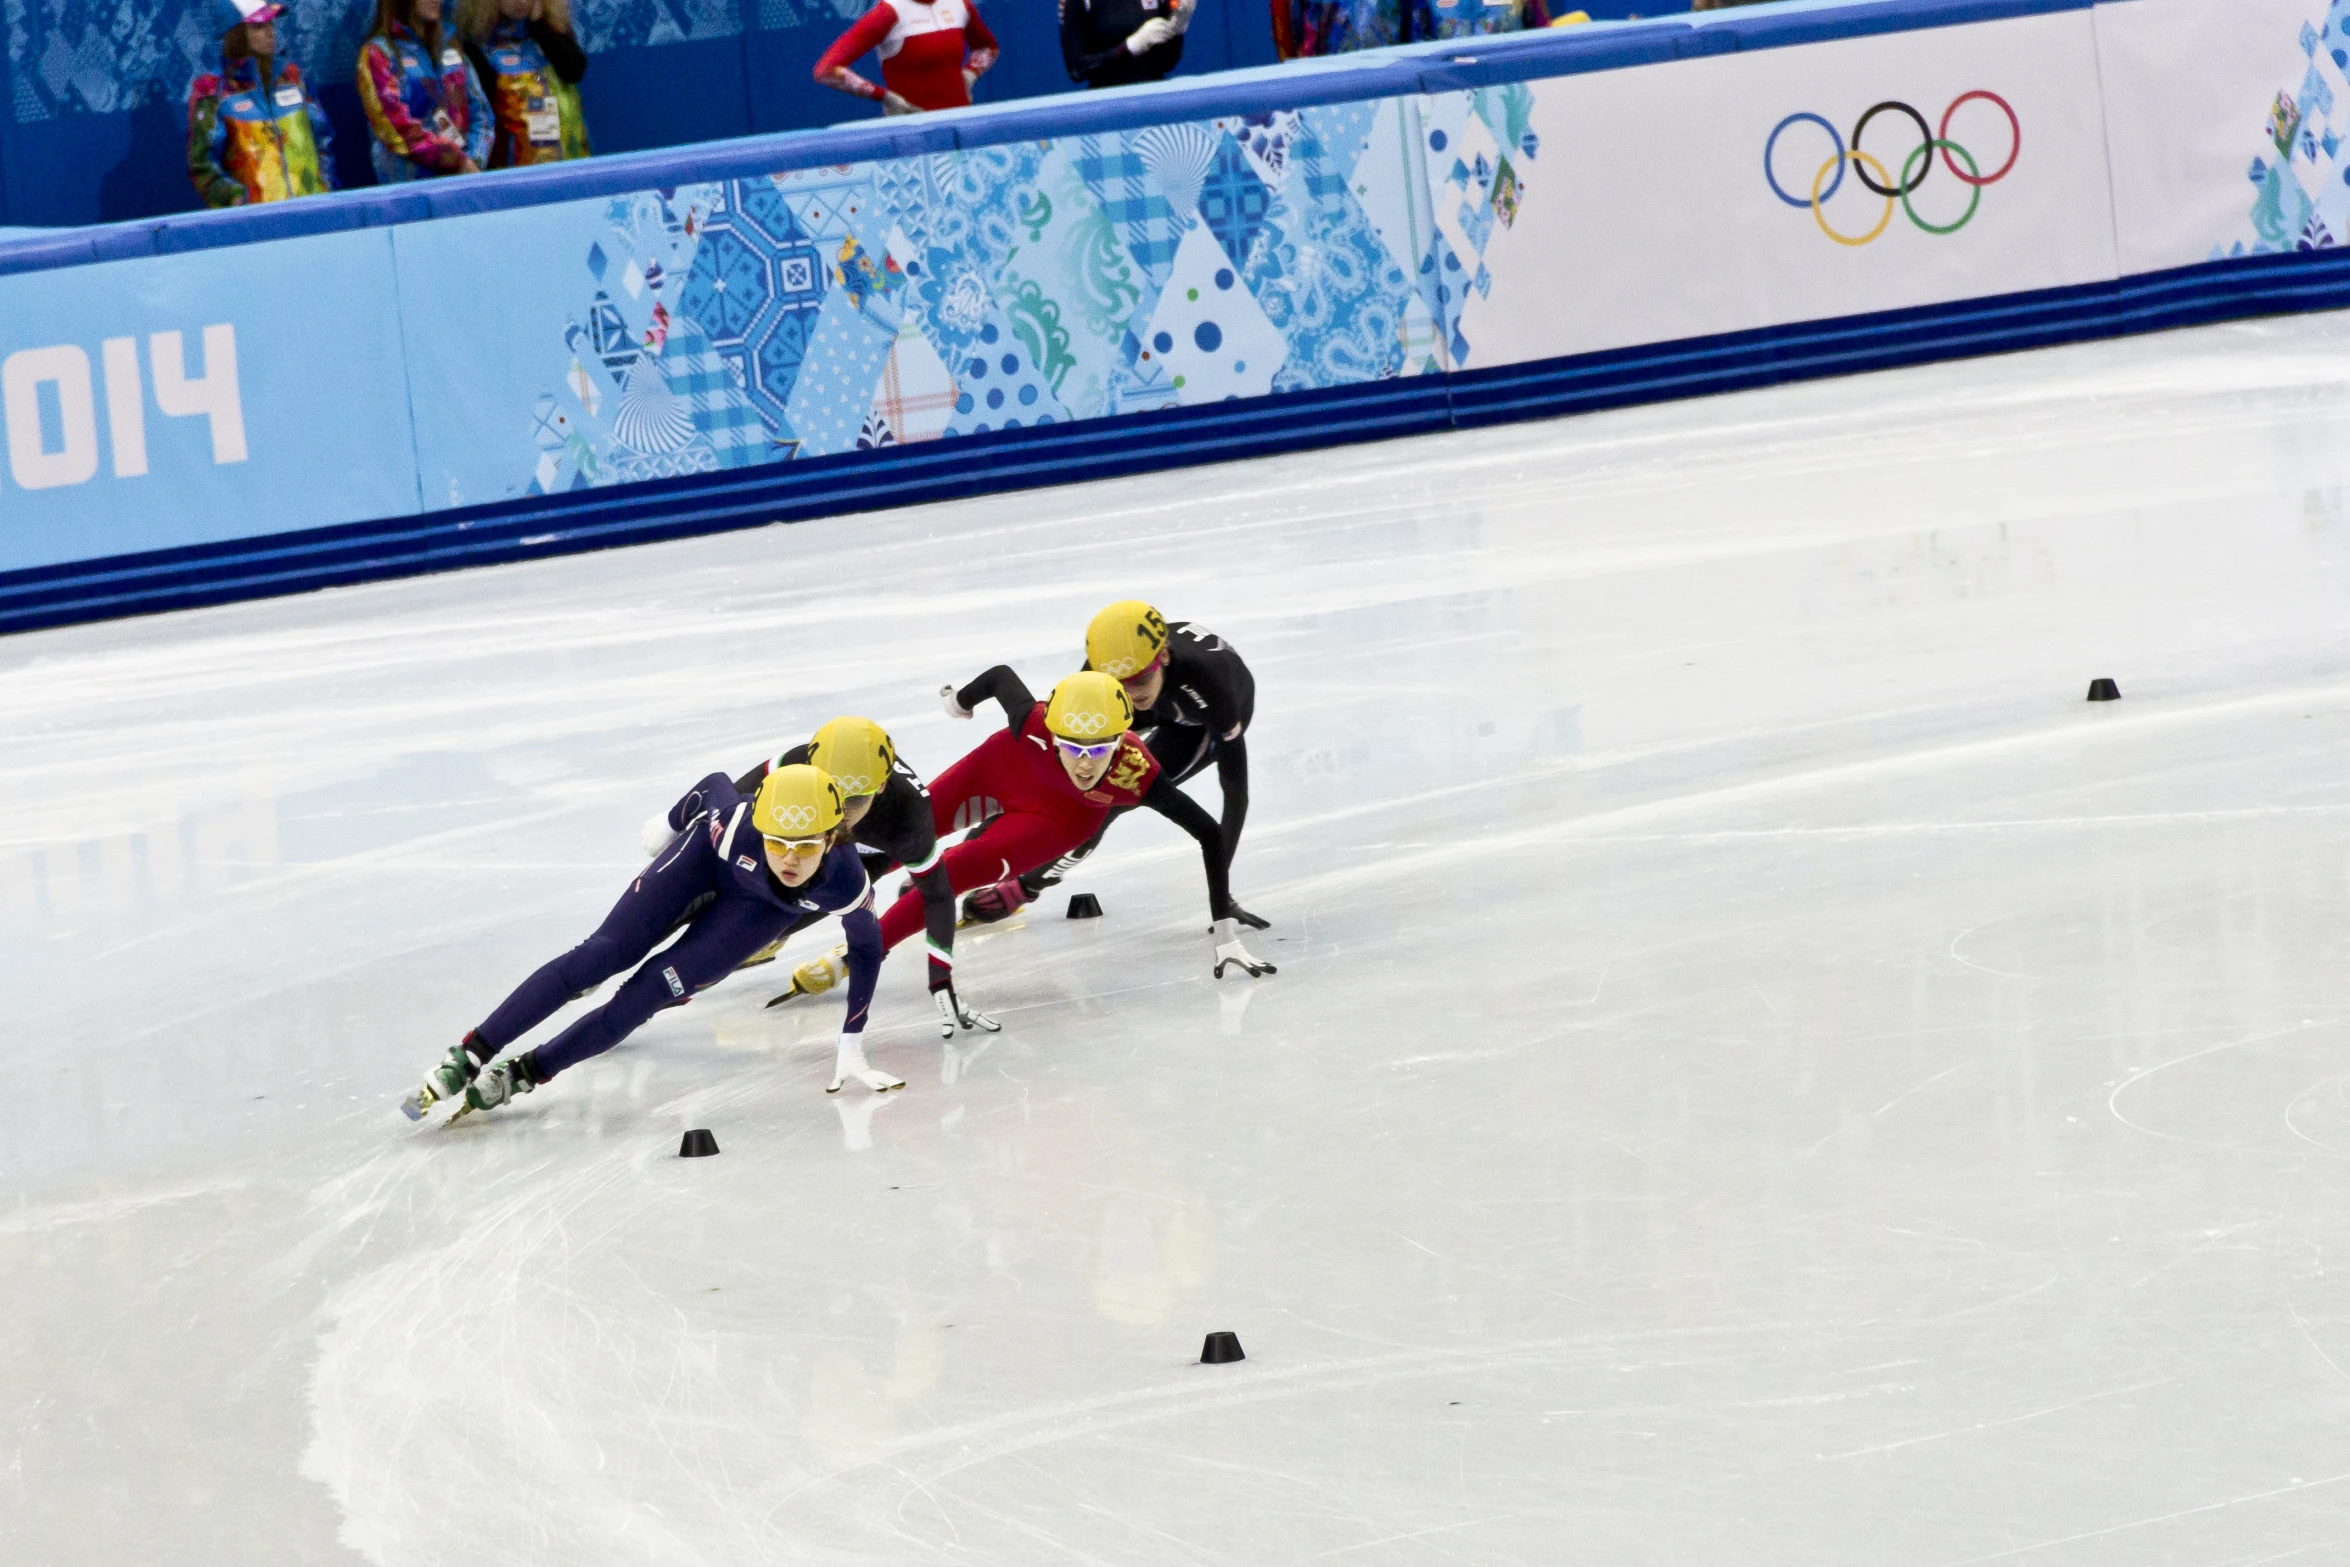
xmin=1045 ymin=671 xmax=1134 ymax=742
xmin=1085 ymin=600 xmax=1169 ymax=680
xmin=806 ymin=715 xmax=895 ymax=797
xmin=753 ymin=763 xmax=844 ymax=839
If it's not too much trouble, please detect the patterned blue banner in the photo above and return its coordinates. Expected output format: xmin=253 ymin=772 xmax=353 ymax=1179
xmin=395 ymin=91 xmax=1538 ymax=506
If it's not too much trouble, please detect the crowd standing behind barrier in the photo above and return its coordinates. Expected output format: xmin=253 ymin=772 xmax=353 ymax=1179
xmin=164 ymin=0 xmax=1585 ymax=210
xmin=15 ymin=0 xmax=1686 ymax=226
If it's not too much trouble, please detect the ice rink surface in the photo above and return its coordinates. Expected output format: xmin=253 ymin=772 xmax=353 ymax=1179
xmin=10 ymin=312 xmax=2350 ymax=1566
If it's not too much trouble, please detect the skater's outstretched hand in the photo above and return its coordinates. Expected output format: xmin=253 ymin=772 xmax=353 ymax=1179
xmin=961 ymin=876 xmax=1027 ymax=925
xmin=932 ymin=979 xmax=1001 ymax=1038
xmin=827 ymin=1033 xmax=904 ymax=1094
xmin=1212 ymin=917 xmax=1276 ymax=979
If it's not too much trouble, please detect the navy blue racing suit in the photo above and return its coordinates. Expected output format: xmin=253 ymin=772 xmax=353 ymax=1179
xmin=473 ymin=773 xmax=881 ymax=1079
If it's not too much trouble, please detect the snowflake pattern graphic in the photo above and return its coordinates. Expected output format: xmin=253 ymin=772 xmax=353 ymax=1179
xmin=519 ymin=93 xmax=1537 ymax=495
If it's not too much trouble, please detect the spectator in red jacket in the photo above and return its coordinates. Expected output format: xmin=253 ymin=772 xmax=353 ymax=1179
xmin=814 ymin=0 xmax=999 ymax=114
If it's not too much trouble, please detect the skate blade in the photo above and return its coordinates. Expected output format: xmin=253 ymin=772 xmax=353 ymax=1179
xmin=400 ymin=1084 xmax=441 ymax=1122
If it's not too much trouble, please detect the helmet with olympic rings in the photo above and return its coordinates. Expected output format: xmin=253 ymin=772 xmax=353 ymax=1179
xmin=1045 ymin=672 xmax=1135 ymax=742
xmin=1085 ymin=601 xmax=1170 ymax=681
xmin=753 ymin=763 xmax=845 ymax=840
xmin=807 ymin=716 xmax=896 ymax=798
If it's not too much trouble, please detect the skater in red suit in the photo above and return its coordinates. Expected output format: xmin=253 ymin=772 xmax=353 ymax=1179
xmin=885 ymin=669 xmax=1276 ymax=979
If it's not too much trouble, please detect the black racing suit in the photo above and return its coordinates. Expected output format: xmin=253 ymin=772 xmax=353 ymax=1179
xmin=1123 ymin=618 xmax=1253 ymax=837
xmin=733 ymin=744 xmax=960 ymax=991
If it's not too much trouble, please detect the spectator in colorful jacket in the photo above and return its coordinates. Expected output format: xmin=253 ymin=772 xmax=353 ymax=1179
xmin=1274 ymin=0 xmax=1547 ymax=57
xmin=1060 ymin=0 xmax=1193 ymax=89
xmin=815 ymin=0 xmax=1000 ymax=114
xmin=457 ymin=0 xmax=590 ymax=167
xmin=185 ymin=0 xmax=335 ymax=207
xmin=358 ymin=0 xmax=492 ymax=183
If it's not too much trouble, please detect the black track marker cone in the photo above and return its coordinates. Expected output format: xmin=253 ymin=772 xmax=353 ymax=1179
xmin=1067 ymin=893 xmax=1103 ymax=919
xmin=679 ymin=1128 xmax=720 ymax=1158
xmin=2087 ymin=678 xmax=2121 ymax=702
xmin=1200 ymin=1331 xmax=1245 ymax=1364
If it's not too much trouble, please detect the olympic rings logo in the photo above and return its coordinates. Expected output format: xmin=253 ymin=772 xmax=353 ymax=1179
xmin=1098 ymin=655 xmax=1145 ymax=678
xmin=1765 ymin=92 xmax=2020 ymax=246
xmin=771 ymin=802 xmax=819 ymax=831
xmin=1057 ymin=710 xmax=1115 ymax=737
xmin=830 ymin=771 xmax=876 ymax=794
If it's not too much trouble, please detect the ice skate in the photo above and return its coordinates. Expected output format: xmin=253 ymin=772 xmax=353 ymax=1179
xmin=448 ymin=1053 xmax=539 ymax=1122
xmin=400 ymin=1035 xmax=485 ymax=1121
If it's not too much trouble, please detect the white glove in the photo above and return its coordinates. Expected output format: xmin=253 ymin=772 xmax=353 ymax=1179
xmin=1170 ymin=0 xmax=1196 ymax=34
xmin=881 ymin=90 xmax=920 ymax=116
xmin=933 ymin=981 xmax=1002 ymax=1038
xmin=1212 ymin=916 xmax=1277 ymax=979
xmin=827 ymin=1033 xmax=904 ymax=1094
xmin=1126 ymin=16 xmax=1176 ymax=52
xmin=941 ymin=682 xmax=974 ymax=719
xmin=640 ymin=813 xmax=677 ymax=856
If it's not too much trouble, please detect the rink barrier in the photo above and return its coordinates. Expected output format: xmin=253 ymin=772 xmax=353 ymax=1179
xmin=10 ymin=246 xmax=2348 ymax=636
xmin=0 ymin=0 xmax=2332 ymax=634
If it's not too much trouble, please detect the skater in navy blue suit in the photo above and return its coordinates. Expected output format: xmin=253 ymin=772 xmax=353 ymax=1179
xmin=401 ymin=762 xmax=905 ymax=1122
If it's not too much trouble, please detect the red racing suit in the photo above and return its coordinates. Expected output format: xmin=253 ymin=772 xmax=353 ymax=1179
xmin=876 ymin=702 xmax=1161 ymax=949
